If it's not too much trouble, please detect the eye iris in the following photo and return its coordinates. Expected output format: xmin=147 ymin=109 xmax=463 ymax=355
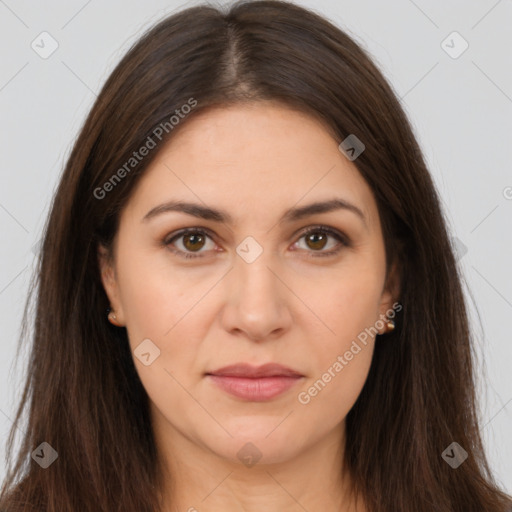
xmin=183 ymin=233 xmax=205 ymax=251
xmin=306 ymin=232 xmax=327 ymax=250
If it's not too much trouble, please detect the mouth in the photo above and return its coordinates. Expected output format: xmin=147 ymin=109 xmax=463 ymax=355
xmin=205 ymin=363 xmax=304 ymax=401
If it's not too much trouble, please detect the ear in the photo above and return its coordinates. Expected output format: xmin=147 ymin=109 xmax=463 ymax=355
xmin=98 ymin=243 xmax=125 ymax=325
xmin=377 ymin=260 xmax=401 ymax=333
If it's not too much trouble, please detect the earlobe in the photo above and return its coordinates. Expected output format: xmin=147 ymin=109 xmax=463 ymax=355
xmin=378 ymin=261 xmax=401 ymax=334
xmin=98 ymin=244 xmax=125 ymax=326
xmin=107 ymin=308 xmax=123 ymax=327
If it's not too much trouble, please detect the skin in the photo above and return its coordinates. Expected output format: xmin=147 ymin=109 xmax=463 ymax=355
xmin=99 ymin=101 xmax=399 ymax=512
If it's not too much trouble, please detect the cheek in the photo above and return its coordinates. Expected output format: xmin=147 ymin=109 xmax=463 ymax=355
xmin=297 ymin=344 xmax=374 ymax=431
xmin=306 ymin=262 xmax=383 ymax=349
xmin=114 ymin=243 xmax=210 ymax=381
xmin=115 ymin=240 xmax=203 ymax=341
xmin=296 ymin=288 xmax=377 ymax=424
xmin=296 ymin=258 xmax=382 ymax=413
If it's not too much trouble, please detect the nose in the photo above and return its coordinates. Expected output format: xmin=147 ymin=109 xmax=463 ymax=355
xmin=219 ymin=249 xmax=293 ymax=342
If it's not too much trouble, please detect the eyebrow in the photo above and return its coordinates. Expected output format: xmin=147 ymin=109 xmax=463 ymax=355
xmin=142 ymin=198 xmax=367 ymax=227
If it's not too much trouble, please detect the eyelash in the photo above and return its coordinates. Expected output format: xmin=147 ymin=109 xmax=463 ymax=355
xmin=163 ymin=225 xmax=350 ymax=260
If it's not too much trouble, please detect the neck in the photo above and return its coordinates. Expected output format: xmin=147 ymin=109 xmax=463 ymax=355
xmin=154 ymin=417 xmax=364 ymax=512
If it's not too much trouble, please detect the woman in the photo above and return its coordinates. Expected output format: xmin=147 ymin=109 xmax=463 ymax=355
xmin=1 ymin=1 xmax=510 ymax=511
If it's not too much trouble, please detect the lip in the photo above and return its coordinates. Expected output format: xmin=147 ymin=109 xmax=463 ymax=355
xmin=205 ymin=363 xmax=304 ymax=401
xmin=207 ymin=363 xmax=303 ymax=378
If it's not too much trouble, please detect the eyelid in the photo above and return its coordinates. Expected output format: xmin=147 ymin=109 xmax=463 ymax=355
xmin=291 ymin=225 xmax=350 ymax=258
xmin=163 ymin=227 xmax=217 ymax=259
xmin=163 ymin=224 xmax=350 ymax=259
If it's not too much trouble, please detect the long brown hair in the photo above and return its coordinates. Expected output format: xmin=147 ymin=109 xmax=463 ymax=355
xmin=1 ymin=1 xmax=510 ymax=510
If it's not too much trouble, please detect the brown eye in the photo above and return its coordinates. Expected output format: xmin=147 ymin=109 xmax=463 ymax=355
xmin=304 ymin=232 xmax=328 ymax=251
xmin=182 ymin=233 xmax=206 ymax=252
xmin=165 ymin=228 xmax=216 ymax=259
xmin=165 ymin=225 xmax=349 ymax=260
xmin=294 ymin=226 xmax=349 ymax=257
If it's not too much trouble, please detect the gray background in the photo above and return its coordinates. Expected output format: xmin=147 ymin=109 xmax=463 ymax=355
xmin=1 ymin=0 xmax=511 ymax=491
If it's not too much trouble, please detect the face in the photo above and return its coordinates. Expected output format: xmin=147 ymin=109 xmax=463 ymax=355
xmin=99 ymin=101 xmax=399 ymax=470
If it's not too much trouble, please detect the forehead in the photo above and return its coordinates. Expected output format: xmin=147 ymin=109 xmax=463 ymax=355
xmin=123 ymin=102 xmax=378 ymax=230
